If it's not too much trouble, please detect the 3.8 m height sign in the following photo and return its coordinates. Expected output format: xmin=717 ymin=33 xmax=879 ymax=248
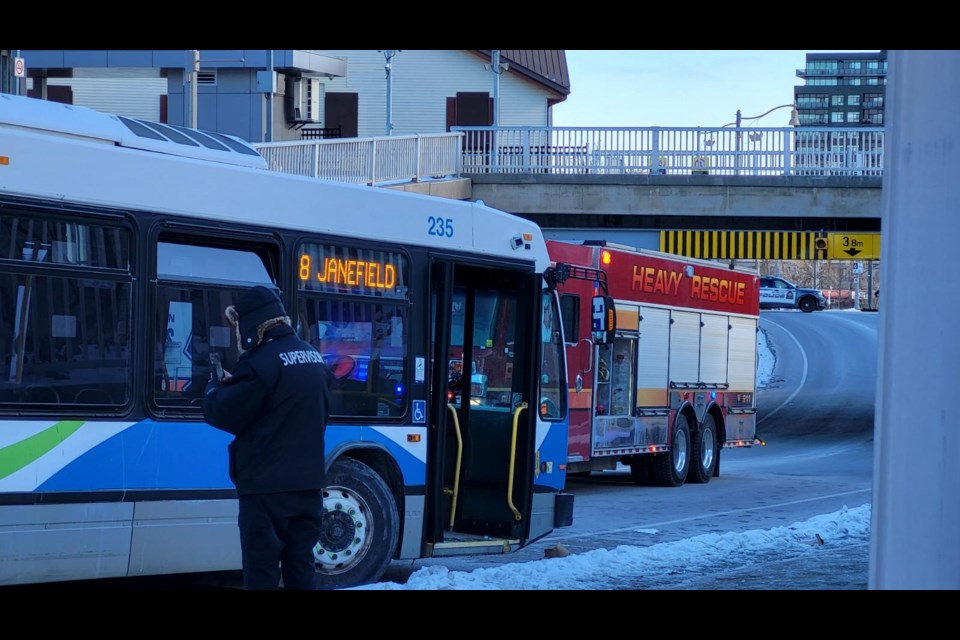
xmin=659 ymin=230 xmax=880 ymax=261
xmin=828 ymin=233 xmax=880 ymax=260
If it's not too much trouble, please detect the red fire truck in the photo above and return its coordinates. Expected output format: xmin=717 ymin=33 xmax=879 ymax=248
xmin=547 ymin=240 xmax=763 ymax=487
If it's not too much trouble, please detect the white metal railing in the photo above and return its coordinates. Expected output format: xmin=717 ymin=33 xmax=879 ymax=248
xmin=253 ymin=127 xmax=884 ymax=184
xmin=254 ymin=132 xmax=464 ymax=185
xmin=451 ymin=126 xmax=884 ymax=177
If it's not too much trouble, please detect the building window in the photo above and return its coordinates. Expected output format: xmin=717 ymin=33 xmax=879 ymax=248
xmin=806 ymin=60 xmax=839 ymax=74
xmin=799 ymin=113 xmax=828 ymax=125
xmin=0 ymin=51 xmax=9 ymax=94
xmin=797 ymin=95 xmax=828 ymax=109
xmin=848 ymin=95 xmax=861 ymax=106
xmin=831 ymin=112 xmax=845 ymax=124
xmin=847 ymin=112 xmax=860 ymax=123
xmin=832 ymin=95 xmax=845 ymax=106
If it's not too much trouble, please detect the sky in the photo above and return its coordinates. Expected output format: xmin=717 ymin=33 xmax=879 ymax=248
xmin=350 ymin=327 xmax=872 ymax=590
xmin=551 ymin=50 xmax=878 ymax=129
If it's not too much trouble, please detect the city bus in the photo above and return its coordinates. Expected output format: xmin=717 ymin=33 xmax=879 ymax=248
xmin=0 ymin=94 xmax=572 ymax=589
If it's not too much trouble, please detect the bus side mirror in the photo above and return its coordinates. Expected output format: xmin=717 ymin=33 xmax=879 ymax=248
xmin=591 ymin=295 xmax=616 ymax=344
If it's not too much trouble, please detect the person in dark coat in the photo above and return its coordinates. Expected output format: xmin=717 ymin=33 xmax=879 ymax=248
xmin=203 ymin=285 xmax=330 ymax=590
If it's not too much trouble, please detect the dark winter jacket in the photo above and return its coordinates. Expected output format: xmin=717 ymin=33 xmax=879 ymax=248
xmin=203 ymin=324 xmax=330 ymax=495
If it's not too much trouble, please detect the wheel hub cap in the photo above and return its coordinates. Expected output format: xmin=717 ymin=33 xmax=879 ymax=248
xmin=313 ymin=489 xmax=370 ymax=571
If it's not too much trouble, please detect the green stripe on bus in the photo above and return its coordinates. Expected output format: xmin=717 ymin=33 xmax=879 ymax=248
xmin=0 ymin=421 xmax=85 ymax=479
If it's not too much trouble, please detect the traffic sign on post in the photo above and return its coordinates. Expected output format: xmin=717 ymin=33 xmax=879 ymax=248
xmin=14 ymin=57 xmax=25 ymax=78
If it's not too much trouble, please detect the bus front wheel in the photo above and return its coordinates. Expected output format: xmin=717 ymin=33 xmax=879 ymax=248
xmin=315 ymin=457 xmax=399 ymax=590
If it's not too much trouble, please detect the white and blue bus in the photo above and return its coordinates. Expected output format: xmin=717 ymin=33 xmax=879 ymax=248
xmin=0 ymin=94 xmax=572 ymax=588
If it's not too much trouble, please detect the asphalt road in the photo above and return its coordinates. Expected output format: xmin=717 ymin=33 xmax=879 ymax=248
xmin=377 ymin=309 xmax=879 ymax=589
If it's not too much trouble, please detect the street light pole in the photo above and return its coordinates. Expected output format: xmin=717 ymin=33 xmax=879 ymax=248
xmin=484 ymin=52 xmax=509 ymax=173
xmin=381 ymin=50 xmax=400 ymax=136
xmin=265 ymin=49 xmax=274 ymax=143
xmin=724 ymin=104 xmax=799 ymax=176
xmin=491 ymin=50 xmax=502 ymax=127
xmin=725 ymin=103 xmax=800 ymax=128
xmin=735 ymin=109 xmax=742 ymax=174
xmin=184 ymin=50 xmax=199 ymax=129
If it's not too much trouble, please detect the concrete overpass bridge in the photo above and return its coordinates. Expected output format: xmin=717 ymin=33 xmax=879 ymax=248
xmin=469 ymin=172 xmax=880 ymax=254
xmin=254 ymin=124 xmax=882 ymax=259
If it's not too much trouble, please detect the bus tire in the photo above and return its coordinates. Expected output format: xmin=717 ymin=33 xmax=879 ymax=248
xmin=687 ymin=413 xmax=717 ymax=484
xmin=315 ymin=457 xmax=399 ymax=590
xmin=653 ymin=413 xmax=690 ymax=487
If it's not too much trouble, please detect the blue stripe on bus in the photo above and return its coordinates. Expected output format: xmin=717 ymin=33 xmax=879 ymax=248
xmin=36 ymin=420 xmax=427 ymax=492
xmin=37 ymin=420 xmax=233 ymax=491
xmin=325 ymin=425 xmax=427 ymax=485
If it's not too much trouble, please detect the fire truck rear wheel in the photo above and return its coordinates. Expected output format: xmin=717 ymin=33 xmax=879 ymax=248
xmin=688 ymin=413 xmax=717 ymax=484
xmin=653 ymin=413 xmax=691 ymax=487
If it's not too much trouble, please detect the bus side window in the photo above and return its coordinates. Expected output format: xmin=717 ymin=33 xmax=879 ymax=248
xmin=1 ymin=270 xmax=132 ymax=410
xmin=152 ymin=288 xmax=240 ymax=409
xmin=298 ymin=296 xmax=408 ymax=419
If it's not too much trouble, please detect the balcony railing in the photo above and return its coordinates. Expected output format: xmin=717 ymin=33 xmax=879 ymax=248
xmin=796 ymin=67 xmax=887 ymax=76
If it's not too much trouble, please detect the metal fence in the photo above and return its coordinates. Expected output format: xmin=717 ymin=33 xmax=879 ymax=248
xmin=254 ymin=132 xmax=464 ymax=186
xmin=253 ymin=127 xmax=884 ymax=184
xmin=451 ymin=126 xmax=885 ymax=177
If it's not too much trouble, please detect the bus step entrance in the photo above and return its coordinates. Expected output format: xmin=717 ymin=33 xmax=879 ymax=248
xmin=426 ymin=534 xmax=520 ymax=558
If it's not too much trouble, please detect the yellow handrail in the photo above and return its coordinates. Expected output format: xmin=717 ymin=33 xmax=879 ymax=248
xmin=447 ymin=404 xmax=463 ymax=529
xmin=506 ymin=402 xmax=528 ymax=521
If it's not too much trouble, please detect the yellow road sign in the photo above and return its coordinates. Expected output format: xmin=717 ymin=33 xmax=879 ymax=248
xmin=659 ymin=231 xmax=882 ymax=261
xmin=660 ymin=230 xmax=828 ymax=260
xmin=829 ymin=233 xmax=880 ymax=260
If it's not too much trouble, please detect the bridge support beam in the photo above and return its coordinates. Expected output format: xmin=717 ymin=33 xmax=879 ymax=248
xmin=469 ymin=174 xmax=881 ymax=224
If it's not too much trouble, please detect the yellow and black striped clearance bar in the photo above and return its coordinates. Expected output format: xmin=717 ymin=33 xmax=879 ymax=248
xmin=659 ymin=231 xmax=881 ymax=261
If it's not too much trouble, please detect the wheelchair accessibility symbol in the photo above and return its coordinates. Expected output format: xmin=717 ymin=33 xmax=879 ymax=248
xmin=413 ymin=400 xmax=426 ymax=424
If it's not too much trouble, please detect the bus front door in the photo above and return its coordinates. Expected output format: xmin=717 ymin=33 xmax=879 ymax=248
xmin=427 ymin=261 xmax=538 ymax=553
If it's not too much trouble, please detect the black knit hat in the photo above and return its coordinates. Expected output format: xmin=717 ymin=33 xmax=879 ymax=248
xmin=232 ymin=286 xmax=286 ymax=349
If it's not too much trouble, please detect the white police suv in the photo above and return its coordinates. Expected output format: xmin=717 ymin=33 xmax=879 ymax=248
xmin=759 ymin=276 xmax=826 ymax=313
